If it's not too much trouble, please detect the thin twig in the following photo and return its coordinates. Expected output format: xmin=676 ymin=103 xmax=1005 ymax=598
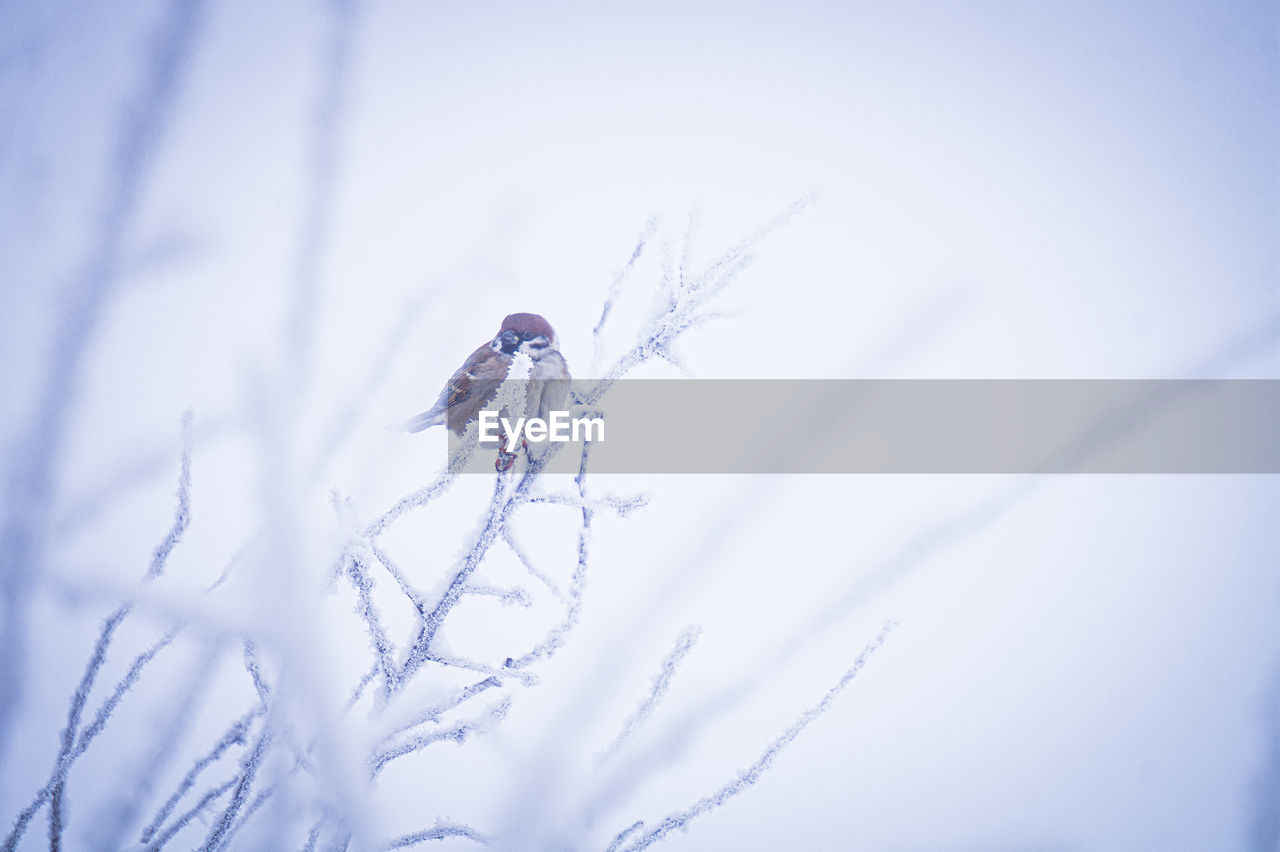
xmin=611 ymin=619 xmax=896 ymax=852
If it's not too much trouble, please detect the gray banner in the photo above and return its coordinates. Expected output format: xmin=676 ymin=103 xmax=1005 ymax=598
xmin=445 ymin=380 xmax=1280 ymax=474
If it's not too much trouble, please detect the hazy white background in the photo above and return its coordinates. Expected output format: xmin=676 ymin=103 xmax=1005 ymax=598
xmin=1 ymin=0 xmax=1277 ymax=849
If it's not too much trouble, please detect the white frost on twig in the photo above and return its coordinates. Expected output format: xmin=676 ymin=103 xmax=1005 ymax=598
xmin=609 ymin=619 xmax=897 ymax=852
xmin=595 ymin=626 xmax=701 ymax=765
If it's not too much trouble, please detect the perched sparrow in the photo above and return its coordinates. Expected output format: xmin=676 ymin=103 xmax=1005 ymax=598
xmin=402 ymin=312 xmax=571 ymax=435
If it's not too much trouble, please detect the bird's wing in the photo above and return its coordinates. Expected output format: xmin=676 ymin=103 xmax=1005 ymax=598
xmin=421 ymin=344 xmax=511 ymax=433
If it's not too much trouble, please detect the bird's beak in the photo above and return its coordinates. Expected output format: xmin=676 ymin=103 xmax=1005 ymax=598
xmin=497 ymin=329 xmax=520 ymax=353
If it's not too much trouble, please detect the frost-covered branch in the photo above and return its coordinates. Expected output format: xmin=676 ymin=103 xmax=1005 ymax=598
xmin=504 ymin=443 xmax=596 ymax=671
xmin=398 ymin=474 xmax=519 ymax=682
xmin=383 ymin=822 xmax=488 ymax=849
xmin=148 ymin=410 xmax=195 ymax=578
xmin=369 ymin=541 xmax=425 ymax=610
xmin=199 ymin=727 xmax=272 ymax=851
xmin=361 ymin=202 xmax=809 ymax=713
xmin=8 ymin=408 xmax=196 ymax=849
xmin=373 ymin=676 xmax=504 ymax=747
xmin=586 ymin=196 xmax=814 ymax=403
xmin=420 ymin=651 xmax=536 ymax=687
xmin=459 ymin=582 xmax=533 ymax=608
xmin=502 ymin=527 xmax=567 ymax=603
xmin=369 ymin=697 xmax=511 ymax=779
xmin=9 ymin=410 xmax=196 ymax=849
xmin=5 ymin=630 xmax=178 ymax=850
xmin=591 ymin=216 xmax=660 ymax=374
xmin=44 ymin=605 xmax=129 ymax=847
xmin=101 ymin=642 xmax=222 ymax=849
xmin=144 ymin=775 xmax=239 ymax=851
xmin=595 ymin=626 xmax=701 ymax=765
xmin=604 ymin=821 xmax=644 ymax=852
xmin=524 ymin=492 xmax=650 ymax=518
xmin=75 ymin=631 xmax=179 ymax=754
xmin=360 ymin=471 xmax=459 ymax=539
xmin=5 ymin=201 xmax=818 ymax=851
xmin=610 ymin=619 xmax=896 ymax=852
xmin=139 ymin=707 xmax=265 ymax=845
xmin=344 ymin=549 xmax=402 ymax=696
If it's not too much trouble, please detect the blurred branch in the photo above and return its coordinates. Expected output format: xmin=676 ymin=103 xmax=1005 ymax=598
xmin=284 ymin=0 xmax=360 ymax=394
xmin=0 ymin=0 xmax=206 ymax=765
xmin=1251 ymin=660 xmax=1280 ymax=851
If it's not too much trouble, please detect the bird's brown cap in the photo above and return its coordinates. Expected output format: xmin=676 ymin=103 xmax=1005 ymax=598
xmin=500 ymin=312 xmax=555 ymax=339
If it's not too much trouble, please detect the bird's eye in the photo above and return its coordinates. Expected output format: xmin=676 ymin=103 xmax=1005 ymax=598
xmin=520 ymin=331 xmax=535 ymax=341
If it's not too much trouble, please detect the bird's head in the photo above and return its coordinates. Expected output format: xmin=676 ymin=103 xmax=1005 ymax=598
xmin=492 ymin=312 xmax=558 ymax=358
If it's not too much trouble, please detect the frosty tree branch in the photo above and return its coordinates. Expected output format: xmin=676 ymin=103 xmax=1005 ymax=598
xmin=608 ymin=619 xmax=897 ymax=852
xmin=595 ymin=626 xmax=701 ymax=765
xmin=5 ymin=192 xmax=843 ymax=852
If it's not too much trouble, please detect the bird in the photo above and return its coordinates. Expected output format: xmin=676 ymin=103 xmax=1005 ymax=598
xmin=402 ymin=312 xmax=571 ymax=436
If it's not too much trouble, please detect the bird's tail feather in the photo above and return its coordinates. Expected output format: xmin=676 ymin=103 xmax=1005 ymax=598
xmin=401 ymin=408 xmax=445 ymax=433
